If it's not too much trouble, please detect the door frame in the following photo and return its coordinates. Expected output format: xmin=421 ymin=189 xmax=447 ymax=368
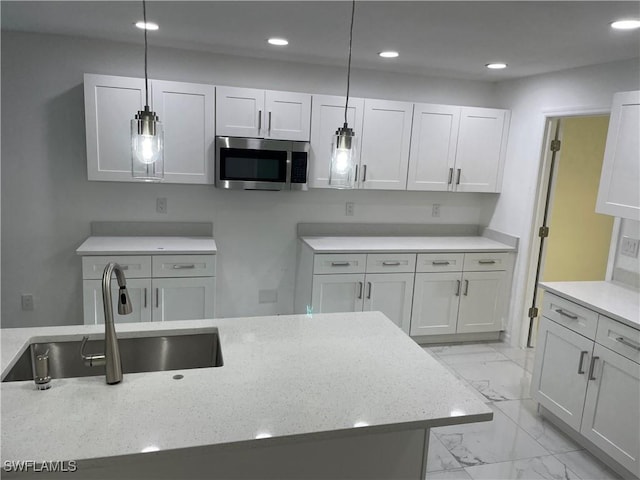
xmin=520 ymin=106 xmax=619 ymax=348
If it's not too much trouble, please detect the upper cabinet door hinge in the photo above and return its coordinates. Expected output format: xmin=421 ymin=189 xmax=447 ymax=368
xmin=528 ymin=307 xmax=539 ymax=318
xmin=550 ymin=139 xmax=561 ymax=152
xmin=539 ymin=226 xmax=550 ymax=238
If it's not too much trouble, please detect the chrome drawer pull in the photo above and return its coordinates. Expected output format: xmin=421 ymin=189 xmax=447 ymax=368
xmin=172 ymin=264 xmax=196 ymax=269
xmin=555 ymin=308 xmax=578 ymax=320
xmin=588 ymin=356 xmax=599 ymax=381
xmin=616 ymin=336 xmax=640 ymax=351
xmin=577 ymin=351 xmax=588 ymax=374
xmin=478 ymin=260 xmax=496 ymax=264
xmin=331 ymin=261 xmax=351 ymax=267
xmin=432 ymin=261 xmax=450 ymax=266
xmin=121 ymin=265 xmax=129 ymax=270
xmin=382 ymin=261 xmax=401 ymax=266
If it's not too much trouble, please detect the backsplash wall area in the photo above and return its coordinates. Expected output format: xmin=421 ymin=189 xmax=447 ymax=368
xmin=1 ymin=31 xmax=499 ymax=328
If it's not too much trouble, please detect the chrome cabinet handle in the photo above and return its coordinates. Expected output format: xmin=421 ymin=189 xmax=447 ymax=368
xmin=455 ymin=280 xmax=461 ymax=297
xmin=577 ymin=351 xmax=588 ymax=374
xmin=144 ymin=288 xmax=147 ymax=308
xmin=555 ymin=308 xmax=578 ymax=320
xmin=367 ymin=282 xmax=372 ymax=299
xmin=432 ymin=261 xmax=450 ymax=266
xmin=447 ymin=168 xmax=453 ymax=185
xmin=382 ymin=261 xmax=401 ymax=266
xmin=357 ymin=282 xmax=363 ymax=299
xmin=155 ymin=288 xmax=159 ymax=309
xmin=331 ymin=261 xmax=350 ymax=267
xmin=616 ymin=336 xmax=640 ymax=351
xmin=172 ymin=264 xmax=196 ymax=269
xmin=478 ymin=260 xmax=496 ymax=265
xmin=463 ymin=279 xmax=469 ymax=296
xmin=362 ymin=165 xmax=367 ymax=182
xmin=258 ymin=110 xmax=262 ymax=132
xmin=456 ymin=168 xmax=461 ymax=185
xmin=354 ymin=165 xmax=358 ymax=182
xmin=268 ymin=111 xmax=272 ymax=133
xmin=588 ymin=356 xmax=599 ymax=381
xmin=120 ymin=265 xmax=129 ymax=270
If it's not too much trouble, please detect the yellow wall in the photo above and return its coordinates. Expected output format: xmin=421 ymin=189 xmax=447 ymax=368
xmin=543 ymin=116 xmax=614 ymax=282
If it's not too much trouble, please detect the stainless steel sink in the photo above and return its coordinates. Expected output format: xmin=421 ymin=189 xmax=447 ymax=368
xmin=2 ymin=330 xmax=223 ymax=382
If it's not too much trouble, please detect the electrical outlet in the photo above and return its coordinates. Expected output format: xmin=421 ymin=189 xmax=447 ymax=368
xmin=156 ymin=197 xmax=167 ymax=214
xmin=621 ymin=236 xmax=639 ymax=258
xmin=21 ymin=294 xmax=34 ymax=311
xmin=432 ymin=204 xmax=441 ymax=217
xmin=346 ymin=202 xmax=355 ymax=216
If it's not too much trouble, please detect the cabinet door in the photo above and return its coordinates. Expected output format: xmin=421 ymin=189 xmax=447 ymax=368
xmin=84 ymin=74 xmax=145 ymax=182
xmin=406 ymin=104 xmax=460 ymax=191
xmin=596 ymin=90 xmax=640 ymax=220
xmin=359 ymin=99 xmax=413 ymax=190
xmin=82 ymin=279 xmax=152 ymax=325
xmin=309 ymin=95 xmax=364 ymax=188
xmin=456 ymin=270 xmax=506 ymax=333
xmin=152 ymin=277 xmax=216 ymax=321
xmin=152 ymin=80 xmax=215 ymax=184
xmin=363 ymin=273 xmax=414 ymax=335
xmin=581 ymin=344 xmax=640 ymax=476
xmin=216 ymin=86 xmax=264 ymax=137
xmin=265 ymin=90 xmax=311 ymax=141
xmin=410 ymin=272 xmax=461 ymax=336
xmin=311 ymin=274 xmax=365 ymax=314
xmin=531 ymin=317 xmax=593 ymax=430
xmin=454 ymin=107 xmax=508 ymax=193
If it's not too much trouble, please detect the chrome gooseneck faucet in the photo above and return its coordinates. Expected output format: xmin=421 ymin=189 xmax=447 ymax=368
xmin=81 ymin=263 xmax=132 ymax=384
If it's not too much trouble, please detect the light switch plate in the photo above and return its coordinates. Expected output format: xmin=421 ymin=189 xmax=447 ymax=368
xmin=621 ymin=236 xmax=639 ymax=258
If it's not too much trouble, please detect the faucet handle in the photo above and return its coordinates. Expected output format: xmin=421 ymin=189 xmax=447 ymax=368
xmin=80 ymin=336 xmax=106 ymax=367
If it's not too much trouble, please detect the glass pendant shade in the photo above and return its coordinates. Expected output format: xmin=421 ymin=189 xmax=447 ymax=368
xmin=329 ymin=124 xmax=357 ymax=188
xmin=131 ymin=106 xmax=164 ymax=182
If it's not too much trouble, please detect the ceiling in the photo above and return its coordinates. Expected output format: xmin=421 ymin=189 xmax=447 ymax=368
xmin=2 ymin=1 xmax=639 ymax=81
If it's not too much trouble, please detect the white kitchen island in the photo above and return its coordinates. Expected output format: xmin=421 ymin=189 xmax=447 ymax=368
xmin=1 ymin=312 xmax=492 ymax=479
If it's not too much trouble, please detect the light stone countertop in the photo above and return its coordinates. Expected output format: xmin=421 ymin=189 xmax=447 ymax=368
xmin=1 ymin=312 xmax=492 ymax=463
xmin=301 ymin=236 xmax=516 ymax=253
xmin=76 ymin=236 xmax=217 ymax=256
xmin=540 ymin=281 xmax=640 ymax=330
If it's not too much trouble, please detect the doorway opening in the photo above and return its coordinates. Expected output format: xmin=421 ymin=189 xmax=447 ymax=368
xmin=523 ymin=114 xmax=616 ymax=348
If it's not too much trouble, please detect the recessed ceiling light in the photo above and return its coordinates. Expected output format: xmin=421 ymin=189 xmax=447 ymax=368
xmin=135 ymin=21 xmax=159 ymax=31
xmin=611 ymin=19 xmax=640 ymax=30
xmin=486 ymin=63 xmax=508 ymax=70
xmin=378 ymin=51 xmax=399 ymax=58
xmin=268 ymin=38 xmax=289 ymax=46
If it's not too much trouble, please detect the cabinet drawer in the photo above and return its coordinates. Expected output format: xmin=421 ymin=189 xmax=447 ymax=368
xmin=416 ymin=253 xmax=464 ymax=272
xmin=82 ymin=256 xmax=151 ymax=279
xmin=596 ymin=315 xmax=640 ymax=364
xmin=366 ymin=253 xmax=416 ymax=273
xmin=543 ymin=293 xmax=598 ymax=340
xmin=463 ymin=252 xmax=510 ymax=271
xmin=313 ymin=254 xmax=367 ymax=274
xmin=152 ymin=255 xmax=216 ymax=278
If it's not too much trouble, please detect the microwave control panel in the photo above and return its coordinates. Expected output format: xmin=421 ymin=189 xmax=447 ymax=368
xmin=291 ymin=152 xmax=308 ymax=184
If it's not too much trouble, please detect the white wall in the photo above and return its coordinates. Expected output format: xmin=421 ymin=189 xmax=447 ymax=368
xmin=492 ymin=59 xmax=640 ymax=345
xmin=615 ymin=219 xmax=640 ymax=281
xmin=1 ymin=31 xmax=500 ymax=328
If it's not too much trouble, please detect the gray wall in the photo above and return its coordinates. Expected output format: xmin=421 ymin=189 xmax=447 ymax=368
xmin=1 ymin=31 xmax=501 ymax=328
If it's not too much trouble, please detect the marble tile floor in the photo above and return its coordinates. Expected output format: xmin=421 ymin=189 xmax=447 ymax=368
xmin=424 ymin=342 xmax=623 ymax=480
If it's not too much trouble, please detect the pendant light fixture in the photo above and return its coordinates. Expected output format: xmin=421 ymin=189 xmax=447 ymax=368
xmin=329 ymin=0 xmax=357 ymax=189
xmin=131 ymin=0 xmax=164 ymax=182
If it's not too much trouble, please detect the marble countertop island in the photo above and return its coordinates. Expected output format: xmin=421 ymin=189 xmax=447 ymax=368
xmin=1 ymin=312 xmax=492 ymax=471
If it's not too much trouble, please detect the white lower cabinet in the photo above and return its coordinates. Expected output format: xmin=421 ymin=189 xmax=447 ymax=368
xmin=311 ymin=273 xmax=364 ymax=314
xmin=81 ymin=254 xmax=216 ymax=324
xmin=457 ymin=271 xmax=507 ymax=333
xmin=410 ymin=273 xmax=461 ymax=336
xmin=532 ymin=293 xmax=640 ymax=477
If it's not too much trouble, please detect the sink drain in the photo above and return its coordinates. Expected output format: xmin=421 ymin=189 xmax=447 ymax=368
xmin=172 ymin=374 xmax=184 ymax=380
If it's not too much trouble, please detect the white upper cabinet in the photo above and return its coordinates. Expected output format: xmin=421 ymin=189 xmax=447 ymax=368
xmin=216 ymin=86 xmax=311 ymax=141
xmin=407 ymin=104 xmax=460 ymax=191
xmin=596 ymin=90 xmax=640 ymax=221
xmin=84 ymin=74 xmax=215 ymax=184
xmin=84 ymin=74 xmax=145 ymax=182
xmin=359 ymin=99 xmax=414 ymax=190
xmin=454 ymin=107 xmax=509 ymax=193
xmin=309 ymin=95 xmax=364 ymax=188
xmin=152 ymin=80 xmax=215 ymax=184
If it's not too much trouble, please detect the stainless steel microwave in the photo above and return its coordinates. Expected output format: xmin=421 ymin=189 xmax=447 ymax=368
xmin=215 ymin=137 xmax=309 ymax=191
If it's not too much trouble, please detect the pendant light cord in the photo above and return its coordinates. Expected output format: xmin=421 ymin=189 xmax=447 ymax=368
xmin=344 ymin=0 xmax=355 ymax=125
xmin=143 ymin=0 xmax=149 ymax=107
